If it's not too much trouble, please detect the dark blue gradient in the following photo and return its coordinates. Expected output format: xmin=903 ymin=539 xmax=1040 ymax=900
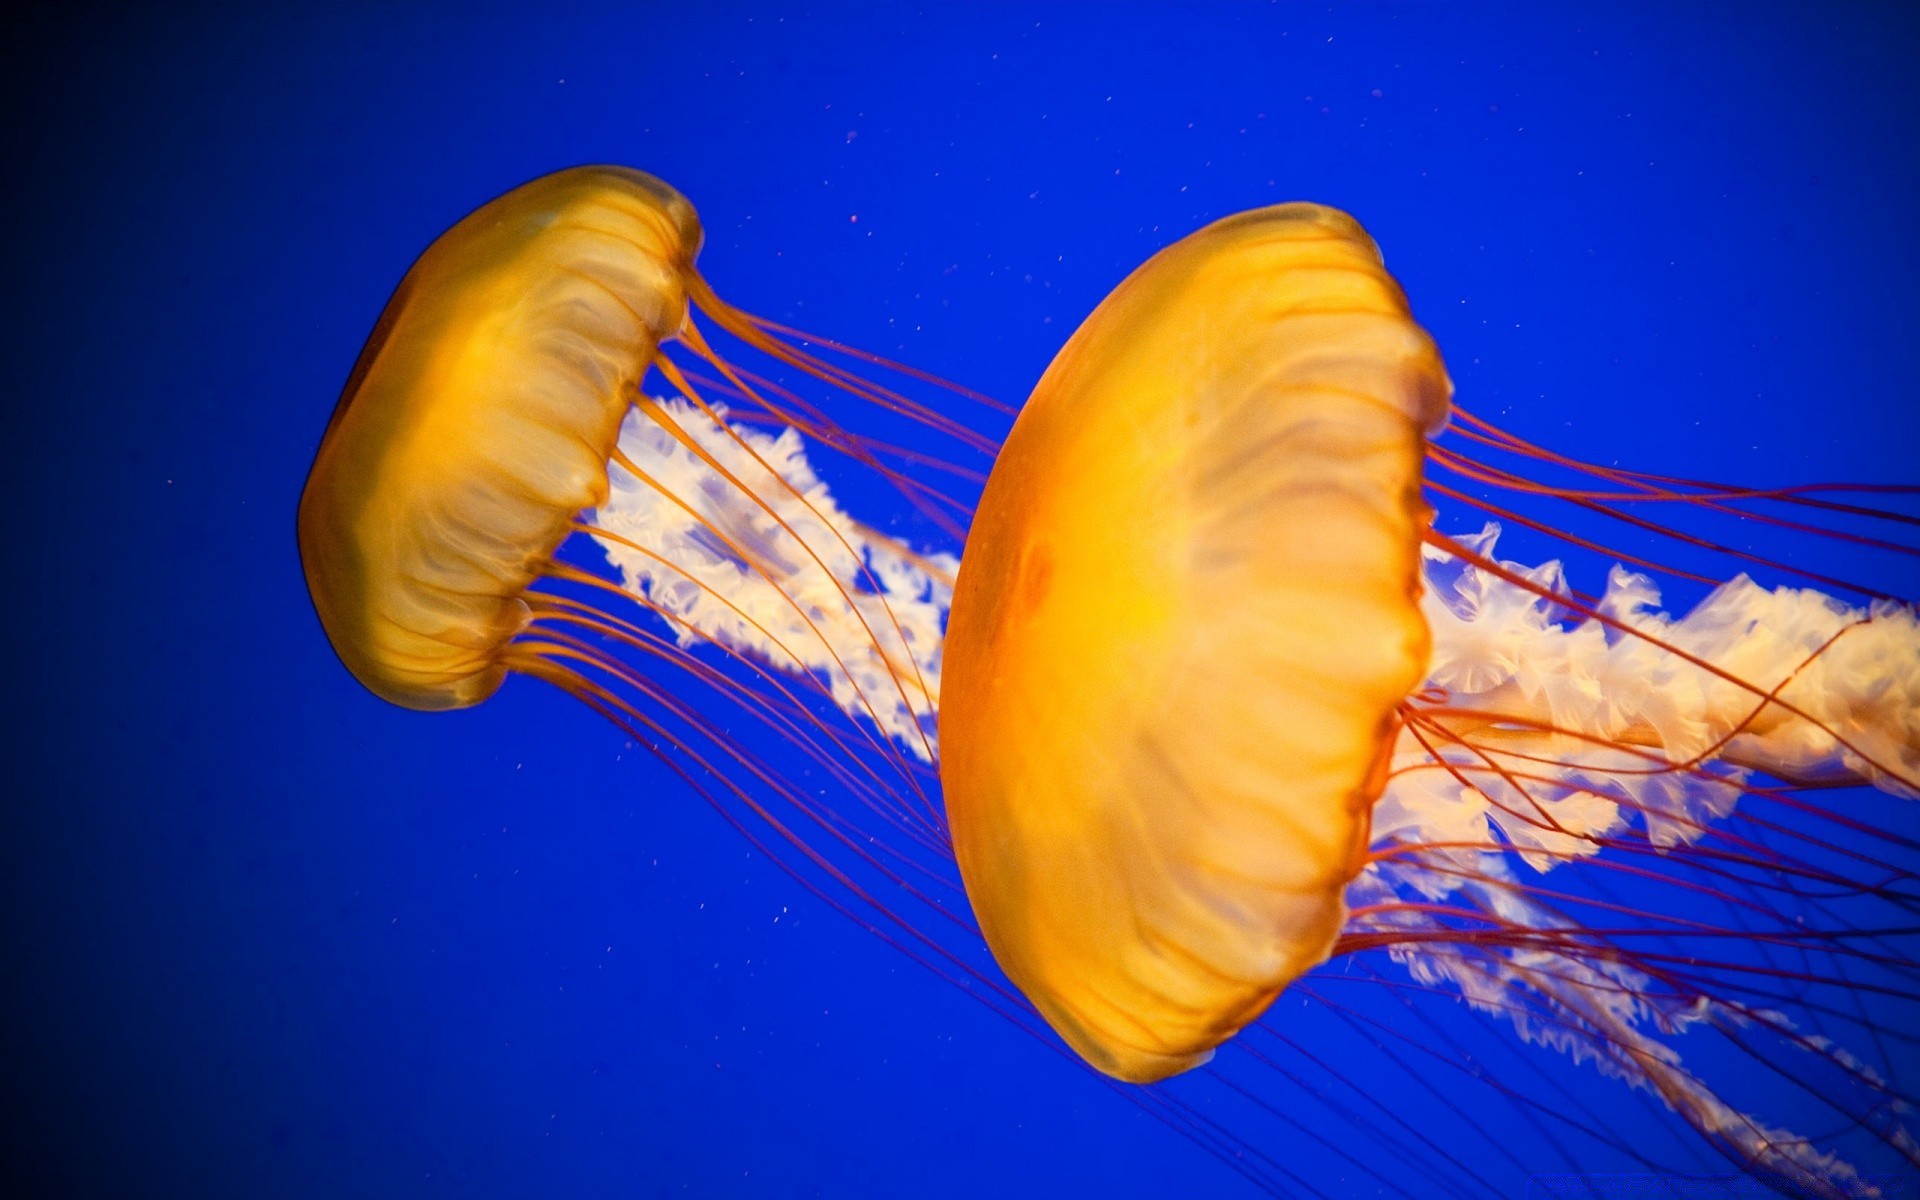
xmin=4 ymin=4 xmax=1916 ymax=1197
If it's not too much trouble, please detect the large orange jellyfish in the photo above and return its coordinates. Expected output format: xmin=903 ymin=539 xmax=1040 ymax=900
xmin=941 ymin=203 xmax=1920 ymax=1194
xmin=302 ymin=168 xmax=1920 ymax=1196
xmin=941 ymin=204 xmax=1449 ymax=1085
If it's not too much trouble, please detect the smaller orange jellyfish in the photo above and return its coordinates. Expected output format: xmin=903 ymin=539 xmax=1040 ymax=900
xmin=939 ymin=202 xmax=1920 ymax=1194
xmin=300 ymin=166 xmax=975 ymax=724
xmin=299 ymin=166 xmax=1013 ymax=976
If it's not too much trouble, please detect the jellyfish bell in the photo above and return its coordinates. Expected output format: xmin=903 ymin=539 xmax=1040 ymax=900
xmin=940 ymin=203 xmax=1453 ymax=1083
xmin=939 ymin=200 xmax=1920 ymax=1188
xmin=299 ymin=166 xmax=703 ymax=710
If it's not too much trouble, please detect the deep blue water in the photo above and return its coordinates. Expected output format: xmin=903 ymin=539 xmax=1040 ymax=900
xmin=6 ymin=4 xmax=1918 ymax=1198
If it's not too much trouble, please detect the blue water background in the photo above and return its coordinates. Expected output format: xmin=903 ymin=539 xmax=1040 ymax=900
xmin=6 ymin=3 xmax=1918 ymax=1197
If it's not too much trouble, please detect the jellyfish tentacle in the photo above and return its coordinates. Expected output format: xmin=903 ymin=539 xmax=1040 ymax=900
xmin=677 ymin=328 xmax=982 ymax=541
xmin=669 ymin=357 xmax=988 ymax=552
xmin=1422 ymin=527 xmax=1919 ymax=792
xmin=602 ymin=406 xmax=949 ymax=826
xmin=1429 ymin=446 xmax=1911 ymax=601
xmin=523 ymin=593 xmax=951 ymax=862
xmin=1448 ymin=405 xmax=1920 ymax=528
xmin=688 ymin=274 xmax=1003 ymax=456
xmin=538 ymin=552 xmax=946 ymax=847
xmin=649 ymin=357 xmax=946 ymax=773
xmin=743 ymin=313 xmax=1019 ymax=418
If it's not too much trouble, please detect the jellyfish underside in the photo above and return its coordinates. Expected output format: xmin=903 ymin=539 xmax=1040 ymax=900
xmin=301 ymin=172 xmax=1920 ymax=1196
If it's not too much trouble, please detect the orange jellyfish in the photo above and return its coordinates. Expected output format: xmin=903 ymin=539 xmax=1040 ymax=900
xmin=942 ymin=204 xmax=1448 ymax=1085
xmin=940 ymin=203 xmax=1920 ymax=1194
xmin=299 ymin=162 xmax=1008 ymax=1019
xmin=301 ymin=164 xmax=971 ymax=718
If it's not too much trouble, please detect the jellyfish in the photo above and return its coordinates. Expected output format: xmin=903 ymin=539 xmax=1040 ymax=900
xmin=301 ymin=165 xmax=963 ymax=722
xmin=303 ymin=168 xmax=1920 ymax=1196
xmin=298 ymin=164 xmax=1136 ymax=1151
xmin=938 ymin=203 xmax=1920 ymax=1193
xmin=299 ymin=163 xmax=1001 ymax=1006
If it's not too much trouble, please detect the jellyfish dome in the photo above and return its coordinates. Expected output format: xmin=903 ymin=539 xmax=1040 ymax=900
xmin=300 ymin=166 xmax=703 ymax=710
xmin=939 ymin=204 xmax=1452 ymax=1082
